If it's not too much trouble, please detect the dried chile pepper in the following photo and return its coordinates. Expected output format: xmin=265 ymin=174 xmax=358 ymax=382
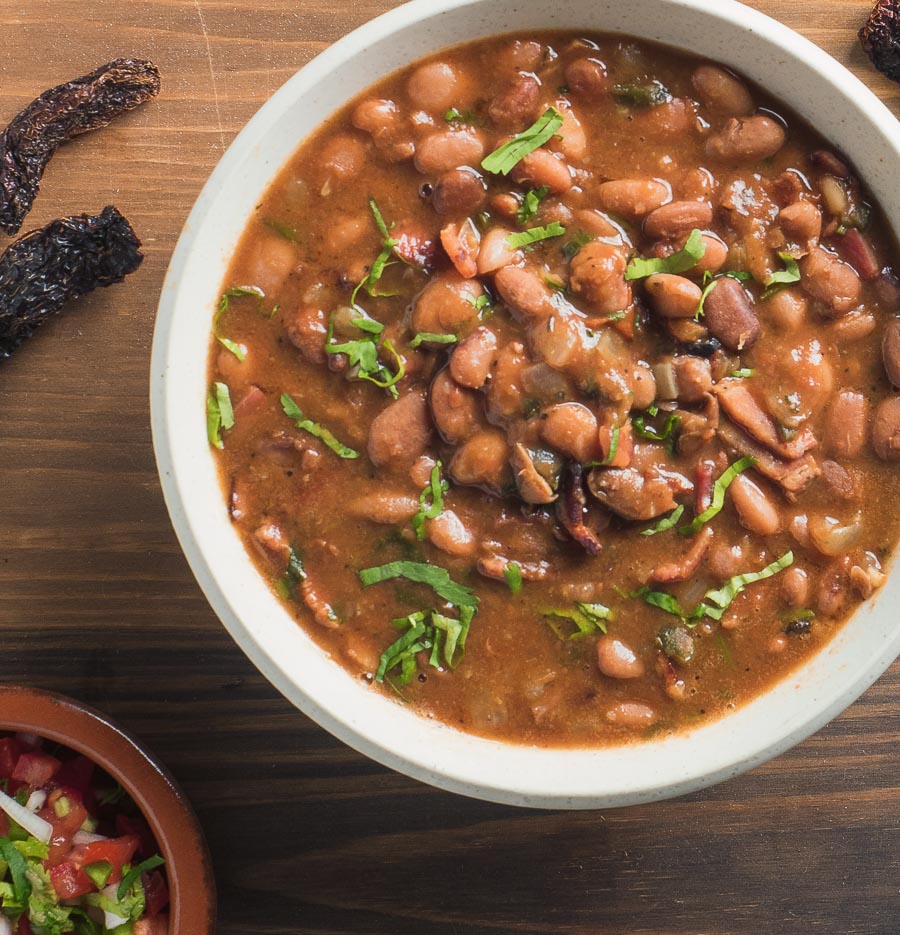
xmin=860 ymin=0 xmax=900 ymax=83
xmin=0 ymin=59 xmax=161 ymax=235
xmin=0 ymin=205 xmax=143 ymax=359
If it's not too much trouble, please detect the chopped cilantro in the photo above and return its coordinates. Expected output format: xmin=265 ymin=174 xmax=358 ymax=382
xmin=376 ymin=607 xmax=474 ymax=683
xmin=409 ymin=332 xmax=458 ymax=349
xmin=762 ymin=252 xmax=802 ymax=298
xmin=503 ymin=563 xmax=523 ymax=595
xmin=637 ymin=551 xmax=794 ymax=624
xmin=359 ymin=560 xmax=479 ymax=609
xmin=274 ymin=545 xmax=307 ymax=599
xmin=678 ymin=456 xmax=756 ymax=536
xmin=641 ymin=504 xmax=685 ymax=536
xmin=633 ymin=410 xmax=680 ymax=442
xmin=412 ymin=462 xmax=449 ymax=540
xmin=562 ymin=231 xmax=595 ymax=260
xmin=280 ymin=393 xmax=359 ymax=459
xmin=542 ymin=602 xmax=612 ymax=640
xmin=481 ymin=107 xmax=564 ymax=175
xmin=324 ymin=315 xmax=405 ymax=397
xmin=507 ymin=222 xmax=567 ymax=249
xmin=263 ymin=217 xmax=299 ymax=242
xmin=517 ymin=186 xmax=550 ymax=225
xmin=214 ymin=285 xmax=265 ymax=361
xmin=117 ymin=854 xmax=165 ymax=900
xmin=351 ymin=198 xmax=401 ymax=303
xmin=731 ymin=368 xmax=756 ymax=378
xmin=444 ymin=107 xmax=476 ymax=123
xmin=611 ymin=79 xmax=671 ymax=108
xmin=206 ymin=382 xmax=234 ymax=450
xmin=0 ymin=837 xmax=30 ymax=905
xmin=625 ymin=229 xmax=706 ymax=280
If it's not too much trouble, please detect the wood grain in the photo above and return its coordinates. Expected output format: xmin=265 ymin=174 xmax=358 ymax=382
xmin=1 ymin=2 xmax=898 ymax=932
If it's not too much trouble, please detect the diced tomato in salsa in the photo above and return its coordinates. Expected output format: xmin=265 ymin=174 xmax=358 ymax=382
xmin=143 ymin=869 xmax=170 ymax=918
xmin=49 ymin=861 xmax=94 ymax=900
xmin=12 ymin=751 xmax=61 ymax=787
xmin=80 ymin=834 xmax=140 ymax=884
xmin=53 ymin=754 xmax=95 ymax=798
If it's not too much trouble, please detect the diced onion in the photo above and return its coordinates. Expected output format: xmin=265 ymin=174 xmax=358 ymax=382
xmin=73 ymin=830 xmax=108 ymax=845
xmin=0 ymin=787 xmax=53 ymax=844
xmin=809 ymin=513 xmax=861 ymax=556
xmin=0 ymin=912 xmax=12 ymax=935
xmin=102 ymin=884 xmax=129 ymax=929
xmin=25 ymin=789 xmax=47 ymax=813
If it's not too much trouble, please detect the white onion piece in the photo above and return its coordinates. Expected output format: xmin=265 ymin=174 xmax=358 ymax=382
xmin=25 ymin=789 xmax=47 ymax=813
xmin=808 ymin=513 xmax=862 ymax=556
xmin=101 ymin=884 xmax=129 ymax=929
xmin=73 ymin=830 xmax=108 ymax=845
xmin=0 ymin=787 xmax=52 ymax=844
xmin=0 ymin=912 xmax=12 ymax=935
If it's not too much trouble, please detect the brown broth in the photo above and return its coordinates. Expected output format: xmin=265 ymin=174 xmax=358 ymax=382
xmin=208 ymin=32 xmax=900 ymax=747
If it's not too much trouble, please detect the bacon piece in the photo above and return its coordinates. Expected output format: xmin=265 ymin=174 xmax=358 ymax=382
xmin=839 ymin=228 xmax=880 ymax=281
xmin=477 ymin=554 xmax=550 ymax=581
xmin=715 ymin=379 xmax=817 ymax=460
xmin=300 ymin=578 xmax=340 ymax=629
xmin=717 ymin=420 xmax=819 ymax=500
xmin=587 ymin=466 xmax=688 ymax=521
xmin=650 ymin=526 xmax=714 ymax=584
xmin=556 ymin=462 xmax=603 ymax=555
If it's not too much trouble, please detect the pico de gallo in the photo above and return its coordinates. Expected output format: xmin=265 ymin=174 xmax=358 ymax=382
xmin=0 ymin=733 xmax=168 ymax=935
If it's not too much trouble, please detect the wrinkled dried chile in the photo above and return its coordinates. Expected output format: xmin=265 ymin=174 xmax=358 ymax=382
xmin=860 ymin=0 xmax=900 ymax=83
xmin=0 ymin=59 xmax=160 ymax=235
xmin=0 ymin=206 xmax=143 ymax=359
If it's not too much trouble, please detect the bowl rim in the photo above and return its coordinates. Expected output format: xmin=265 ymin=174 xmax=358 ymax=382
xmin=151 ymin=0 xmax=900 ymax=809
xmin=0 ymin=685 xmax=216 ymax=934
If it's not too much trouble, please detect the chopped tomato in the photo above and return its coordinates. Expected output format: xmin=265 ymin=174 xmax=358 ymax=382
xmin=49 ymin=861 xmax=94 ymax=900
xmin=143 ymin=869 xmax=170 ymax=917
xmin=40 ymin=789 xmax=89 ymax=865
xmin=12 ymin=751 xmax=61 ymax=787
xmin=0 ymin=812 xmax=8 ymax=837
xmin=80 ymin=834 xmax=140 ymax=884
xmin=0 ymin=736 xmax=22 ymax=778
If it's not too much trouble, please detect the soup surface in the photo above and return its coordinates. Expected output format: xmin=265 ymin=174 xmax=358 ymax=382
xmin=208 ymin=32 xmax=900 ymax=746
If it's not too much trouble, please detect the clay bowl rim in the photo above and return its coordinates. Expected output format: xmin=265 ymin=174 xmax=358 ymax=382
xmin=0 ymin=685 xmax=215 ymax=935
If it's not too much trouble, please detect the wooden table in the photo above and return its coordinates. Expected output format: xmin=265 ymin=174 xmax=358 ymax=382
xmin=1 ymin=1 xmax=898 ymax=931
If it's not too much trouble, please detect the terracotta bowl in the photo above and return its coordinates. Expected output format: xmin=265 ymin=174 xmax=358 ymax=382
xmin=0 ymin=685 xmax=215 ymax=935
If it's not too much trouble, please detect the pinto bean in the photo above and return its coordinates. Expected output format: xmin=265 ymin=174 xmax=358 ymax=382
xmin=706 ymin=115 xmax=786 ymax=162
xmin=565 ymin=58 xmax=609 ymax=98
xmin=605 ymin=702 xmax=657 ymax=727
xmin=801 ymin=244 xmax=861 ymax=316
xmin=644 ymin=274 xmax=702 ymax=318
xmin=432 ymin=168 xmax=487 ymax=216
xmin=411 ymin=272 xmax=482 ymax=334
xmin=882 ymin=319 xmax=900 ymax=388
xmin=284 ymin=306 xmax=328 ymax=364
xmin=494 ymin=266 xmax=556 ymax=322
xmin=449 ymin=428 xmax=511 ymax=491
xmin=692 ymin=233 xmax=728 ymax=275
xmin=691 ymin=64 xmax=754 ymax=116
xmin=427 ymin=509 xmax=477 ymax=557
xmin=872 ymin=396 xmax=900 ymax=462
xmin=781 ymin=566 xmax=810 ymax=608
xmin=414 ymin=130 xmax=485 ymax=175
xmin=488 ymin=74 xmax=541 ymax=128
xmin=346 ymin=492 xmax=419 ymax=524
xmin=643 ymin=201 xmax=713 ymax=241
xmin=407 ymin=61 xmax=461 ymax=111
xmin=587 ymin=467 xmax=680 ymax=521
xmin=367 ymin=390 xmax=432 ymax=467
xmin=511 ymin=444 xmax=558 ymax=504
xmin=499 ymin=39 xmax=544 ymax=71
xmin=318 ymin=134 xmax=367 ymax=191
xmin=450 ymin=327 xmax=497 ymax=389
xmin=539 ymin=402 xmax=601 ymax=463
xmin=477 ymin=226 xmax=523 ymax=275
xmin=352 ymin=98 xmax=398 ymax=135
xmin=825 ymin=390 xmax=869 ymax=458
xmin=510 ymin=148 xmax=573 ymax=194
xmin=632 ymin=363 xmax=657 ymax=411
xmin=672 ymin=356 xmax=712 ymax=403
xmin=430 ymin=369 xmax=482 ymax=444
xmin=595 ymin=178 xmax=670 ymax=218
xmin=763 ymin=288 xmax=807 ymax=332
xmin=702 ymin=275 xmax=760 ymax=350
xmin=596 ymin=637 xmax=645 ymax=679
xmin=569 ymin=241 xmax=631 ymax=314
xmin=549 ymin=102 xmax=587 ymax=162
xmin=830 ymin=308 xmax=876 ymax=344
xmin=779 ymin=200 xmax=822 ymax=245
xmin=730 ymin=473 xmax=781 ymax=536
xmin=820 ymin=460 xmax=856 ymax=500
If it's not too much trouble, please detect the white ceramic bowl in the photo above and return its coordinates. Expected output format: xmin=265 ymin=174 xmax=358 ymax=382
xmin=151 ymin=0 xmax=900 ymax=808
